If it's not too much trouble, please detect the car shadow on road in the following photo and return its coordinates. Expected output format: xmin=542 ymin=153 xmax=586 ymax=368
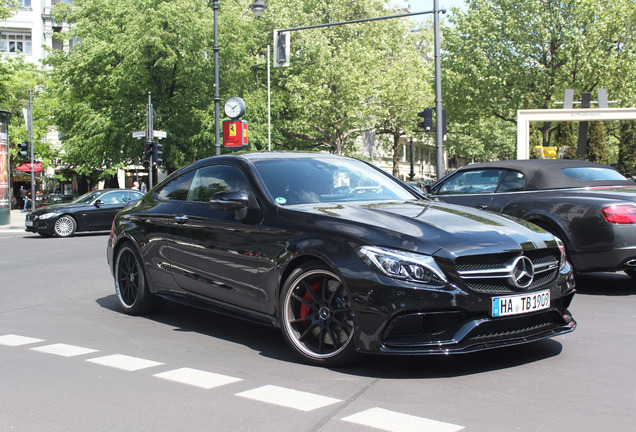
xmin=96 ymin=294 xmax=297 ymax=363
xmin=574 ymin=271 xmax=636 ymax=296
xmin=97 ymin=293 xmax=565 ymax=378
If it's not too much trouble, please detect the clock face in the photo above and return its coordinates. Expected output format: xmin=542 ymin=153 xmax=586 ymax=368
xmin=224 ymin=97 xmax=246 ymax=119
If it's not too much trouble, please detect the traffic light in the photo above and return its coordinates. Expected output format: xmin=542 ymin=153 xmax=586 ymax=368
xmin=273 ymin=30 xmax=290 ymax=67
xmin=143 ymin=141 xmax=154 ymax=169
xmin=153 ymin=142 xmax=163 ymax=166
xmin=17 ymin=141 xmax=29 ymax=158
xmin=417 ymin=108 xmax=433 ymax=131
xmin=417 ymin=108 xmax=447 ymax=139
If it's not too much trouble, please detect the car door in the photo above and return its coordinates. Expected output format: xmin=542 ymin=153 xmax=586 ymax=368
xmin=431 ymin=168 xmax=507 ymax=210
xmin=488 ymin=170 xmax=527 ymax=213
xmin=77 ymin=191 xmax=127 ymax=230
xmin=166 ymin=164 xmax=262 ymax=311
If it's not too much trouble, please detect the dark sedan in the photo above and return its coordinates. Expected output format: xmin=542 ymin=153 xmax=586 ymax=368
xmin=26 ymin=189 xmax=144 ymax=237
xmin=107 ymin=152 xmax=576 ymax=366
xmin=429 ymin=159 xmax=636 ymax=277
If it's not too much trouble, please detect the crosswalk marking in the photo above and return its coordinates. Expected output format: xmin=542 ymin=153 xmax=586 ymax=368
xmin=31 ymin=343 xmax=98 ymax=357
xmin=86 ymin=354 xmax=163 ymax=371
xmin=236 ymin=385 xmax=342 ymax=412
xmin=0 ymin=334 xmax=44 ymax=346
xmin=154 ymin=367 xmax=242 ymax=389
xmin=1 ymin=334 xmax=465 ymax=431
xmin=342 ymin=407 xmax=464 ymax=432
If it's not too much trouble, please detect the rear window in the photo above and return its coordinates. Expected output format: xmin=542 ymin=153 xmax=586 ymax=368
xmin=561 ymin=167 xmax=627 ymax=182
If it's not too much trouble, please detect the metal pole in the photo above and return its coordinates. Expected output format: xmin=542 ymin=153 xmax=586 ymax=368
xmin=433 ymin=0 xmax=444 ymax=180
xmin=409 ymin=137 xmax=415 ymax=181
xmin=267 ymin=45 xmax=271 ymax=151
xmin=146 ymin=93 xmax=154 ymax=189
xmin=213 ymin=0 xmax=221 ymax=156
xmin=29 ymin=90 xmax=35 ymax=211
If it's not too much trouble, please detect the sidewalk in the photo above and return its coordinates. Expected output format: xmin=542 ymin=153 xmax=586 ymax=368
xmin=0 ymin=209 xmax=27 ymax=233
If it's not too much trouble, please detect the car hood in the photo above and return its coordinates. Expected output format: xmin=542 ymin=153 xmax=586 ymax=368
xmin=30 ymin=202 xmax=87 ymax=215
xmin=281 ymin=200 xmax=555 ymax=257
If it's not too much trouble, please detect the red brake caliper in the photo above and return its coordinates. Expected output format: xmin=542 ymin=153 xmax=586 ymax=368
xmin=299 ymin=280 xmax=321 ymax=326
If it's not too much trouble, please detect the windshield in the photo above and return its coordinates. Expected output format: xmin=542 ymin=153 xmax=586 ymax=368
xmin=253 ymin=156 xmax=417 ymax=205
xmin=71 ymin=190 xmax=104 ymax=204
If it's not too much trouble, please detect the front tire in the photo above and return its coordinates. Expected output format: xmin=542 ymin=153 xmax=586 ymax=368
xmin=54 ymin=215 xmax=76 ymax=237
xmin=114 ymin=243 xmax=162 ymax=315
xmin=280 ymin=263 xmax=357 ymax=366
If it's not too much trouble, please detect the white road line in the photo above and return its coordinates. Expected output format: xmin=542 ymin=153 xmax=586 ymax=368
xmin=86 ymin=354 xmax=163 ymax=371
xmin=236 ymin=385 xmax=342 ymax=412
xmin=342 ymin=407 xmax=464 ymax=432
xmin=154 ymin=367 xmax=242 ymax=389
xmin=0 ymin=334 xmax=44 ymax=346
xmin=31 ymin=343 xmax=98 ymax=357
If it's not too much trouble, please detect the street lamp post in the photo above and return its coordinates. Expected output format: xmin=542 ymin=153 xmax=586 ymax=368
xmin=213 ymin=0 xmax=268 ymax=156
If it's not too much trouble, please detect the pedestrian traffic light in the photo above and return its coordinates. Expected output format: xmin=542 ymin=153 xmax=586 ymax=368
xmin=143 ymin=141 xmax=153 ymax=169
xmin=17 ymin=141 xmax=29 ymax=158
xmin=153 ymin=142 xmax=163 ymax=166
xmin=417 ymin=108 xmax=434 ymax=132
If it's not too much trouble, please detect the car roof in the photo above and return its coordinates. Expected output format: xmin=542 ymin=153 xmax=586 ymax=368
xmin=456 ymin=159 xmax=636 ymax=190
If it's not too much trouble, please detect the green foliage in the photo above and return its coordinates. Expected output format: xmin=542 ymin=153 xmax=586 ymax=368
xmin=617 ymin=121 xmax=636 ymax=178
xmin=45 ymin=0 xmax=433 ymax=175
xmin=48 ymin=0 xmax=216 ymax=173
xmin=442 ymin=0 xmax=636 ymax=162
xmin=586 ymin=121 xmax=612 ymax=164
xmin=0 ymin=57 xmax=54 ymax=164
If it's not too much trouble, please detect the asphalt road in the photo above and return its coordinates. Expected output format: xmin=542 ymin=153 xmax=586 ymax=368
xmin=1 ymin=229 xmax=635 ymax=432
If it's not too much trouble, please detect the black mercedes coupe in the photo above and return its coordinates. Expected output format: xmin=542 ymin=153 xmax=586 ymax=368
xmin=429 ymin=159 xmax=636 ymax=277
xmin=107 ymin=152 xmax=576 ymax=366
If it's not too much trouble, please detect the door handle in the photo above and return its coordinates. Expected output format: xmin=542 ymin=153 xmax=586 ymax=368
xmin=475 ymin=204 xmax=488 ymax=210
xmin=175 ymin=214 xmax=188 ymax=224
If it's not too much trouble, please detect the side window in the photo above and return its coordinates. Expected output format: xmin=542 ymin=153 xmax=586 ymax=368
xmin=436 ymin=169 xmax=506 ymax=195
xmin=497 ymin=171 xmax=525 ymax=193
xmin=99 ymin=192 xmax=126 ymax=204
xmin=156 ymin=170 xmax=196 ymax=201
xmin=187 ymin=165 xmax=251 ymax=203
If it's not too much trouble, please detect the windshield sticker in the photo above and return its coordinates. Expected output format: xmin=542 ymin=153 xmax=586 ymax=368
xmin=275 ymin=197 xmax=287 ymax=205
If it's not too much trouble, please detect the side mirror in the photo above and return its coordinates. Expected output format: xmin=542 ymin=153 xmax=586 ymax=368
xmin=209 ymin=189 xmax=249 ymax=219
xmin=94 ymin=199 xmax=104 ymax=207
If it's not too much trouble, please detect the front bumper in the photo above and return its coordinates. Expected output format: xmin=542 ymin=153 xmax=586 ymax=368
xmin=341 ymin=260 xmax=576 ymax=355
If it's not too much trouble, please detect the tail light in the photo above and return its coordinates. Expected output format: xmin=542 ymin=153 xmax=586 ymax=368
xmin=602 ymin=204 xmax=636 ymax=224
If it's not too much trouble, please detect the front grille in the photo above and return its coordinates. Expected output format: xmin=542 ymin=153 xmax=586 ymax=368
xmin=467 ymin=310 xmax=564 ymax=341
xmin=383 ymin=311 xmax=466 ymax=342
xmin=454 ymin=249 xmax=559 ymax=295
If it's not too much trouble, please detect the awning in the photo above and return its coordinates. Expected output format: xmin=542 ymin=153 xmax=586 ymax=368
xmin=15 ymin=162 xmax=43 ymax=173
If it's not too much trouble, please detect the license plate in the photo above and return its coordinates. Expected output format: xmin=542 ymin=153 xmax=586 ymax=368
xmin=25 ymin=220 xmax=33 ymax=227
xmin=492 ymin=290 xmax=550 ymax=317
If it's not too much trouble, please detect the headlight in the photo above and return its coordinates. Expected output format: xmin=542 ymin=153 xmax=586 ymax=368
xmin=38 ymin=212 xmax=60 ymax=220
xmin=357 ymin=246 xmax=447 ymax=285
xmin=555 ymin=237 xmax=567 ymax=270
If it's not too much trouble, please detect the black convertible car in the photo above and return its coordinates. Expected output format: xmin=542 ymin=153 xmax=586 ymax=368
xmin=429 ymin=159 xmax=636 ymax=276
xmin=26 ymin=189 xmax=144 ymax=237
xmin=107 ymin=152 xmax=576 ymax=366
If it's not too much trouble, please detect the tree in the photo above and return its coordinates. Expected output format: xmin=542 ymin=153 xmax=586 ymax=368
xmin=0 ymin=57 xmax=53 ymax=164
xmin=617 ymin=121 xmax=636 ymax=178
xmin=443 ymin=0 xmax=636 ymax=161
xmin=48 ymin=0 xmax=216 ymax=175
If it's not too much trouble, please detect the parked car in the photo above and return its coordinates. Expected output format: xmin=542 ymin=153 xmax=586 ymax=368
xmin=26 ymin=189 xmax=144 ymax=237
xmin=428 ymin=159 xmax=636 ymax=277
xmin=107 ymin=152 xmax=576 ymax=366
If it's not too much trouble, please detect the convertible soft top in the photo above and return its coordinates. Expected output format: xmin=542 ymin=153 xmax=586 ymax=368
xmin=456 ymin=159 xmax=636 ymax=191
